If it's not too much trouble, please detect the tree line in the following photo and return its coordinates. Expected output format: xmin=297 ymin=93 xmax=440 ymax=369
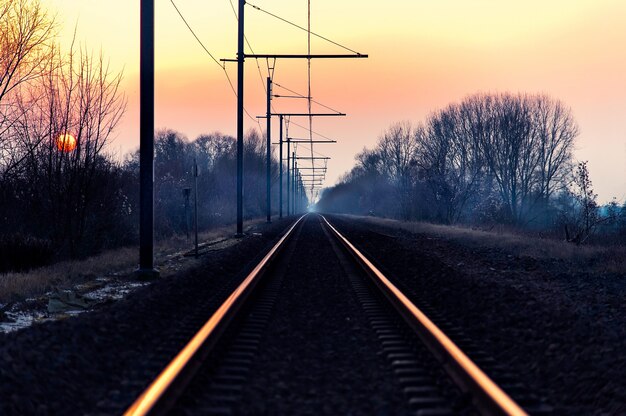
xmin=121 ymin=128 xmax=299 ymax=240
xmin=317 ymin=92 xmax=626 ymax=241
xmin=0 ymin=0 xmax=303 ymax=272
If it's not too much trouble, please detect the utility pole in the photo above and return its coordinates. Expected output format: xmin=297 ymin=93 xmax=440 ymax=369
xmin=266 ymin=76 xmax=271 ymax=223
xmin=236 ymin=0 xmax=245 ymax=236
xmin=193 ymin=159 xmax=199 ymax=258
xmin=298 ymin=172 xmax=301 ymax=213
xmin=220 ymin=3 xmax=368 ymax=230
xmin=286 ymin=137 xmax=290 ymax=215
xmin=136 ymin=0 xmax=159 ymax=280
xmin=292 ymin=156 xmax=297 ymax=213
xmin=298 ymin=172 xmax=302 ymax=212
xmin=261 ymin=112 xmax=339 ymax=218
xmin=298 ymin=167 xmax=328 ymax=170
xmin=228 ymin=49 xmax=365 ymax=230
xmin=287 ymin=138 xmax=336 ymax=143
xmin=183 ymin=188 xmax=191 ymax=239
xmin=299 ymin=172 xmax=303 ymax=212
xmin=279 ymin=115 xmax=283 ymax=218
xmin=266 ymin=112 xmax=340 ymax=215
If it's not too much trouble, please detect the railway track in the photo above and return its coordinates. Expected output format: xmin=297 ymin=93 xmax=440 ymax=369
xmin=124 ymin=214 xmax=527 ymax=415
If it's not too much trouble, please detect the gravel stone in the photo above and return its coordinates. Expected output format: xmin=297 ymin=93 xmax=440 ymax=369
xmin=0 ymin=218 xmax=294 ymax=415
xmin=328 ymin=214 xmax=626 ymax=414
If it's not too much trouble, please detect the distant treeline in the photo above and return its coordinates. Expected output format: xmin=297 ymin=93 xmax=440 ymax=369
xmin=122 ymin=128 xmax=299 ymax=239
xmin=317 ymin=93 xmax=626 ymax=241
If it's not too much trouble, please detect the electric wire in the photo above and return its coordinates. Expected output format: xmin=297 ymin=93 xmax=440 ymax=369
xmin=233 ymin=0 xmax=353 ymax=200
xmin=227 ymin=0 xmax=283 ymax=146
xmin=246 ymin=1 xmax=363 ymax=55
xmin=246 ymin=0 xmax=360 ymax=202
xmin=296 ymin=143 xmax=329 ymax=158
xmin=169 ymin=0 xmax=260 ymax=128
xmin=172 ymin=0 xmax=345 ymax=201
xmin=170 ymin=0 xmax=221 ymax=67
xmin=273 ymin=82 xmax=342 ymax=114
xmin=289 ymin=119 xmax=337 ymax=142
xmin=226 ymin=1 xmax=284 ymax=140
xmin=225 ymin=0 xmax=270 ymax=136
xmin=227 ymin=0 xmax=268 ymax=96
xmin=307 ymin=0 xmax=314 ymax=196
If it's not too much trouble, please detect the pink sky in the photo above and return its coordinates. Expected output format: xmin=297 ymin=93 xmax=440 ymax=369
xmin=50 ymin=0 xmax=626 ymax=203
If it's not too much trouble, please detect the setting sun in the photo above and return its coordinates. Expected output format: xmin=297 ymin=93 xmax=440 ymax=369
xmin=56 ymin=133 xmax=77 ymax=152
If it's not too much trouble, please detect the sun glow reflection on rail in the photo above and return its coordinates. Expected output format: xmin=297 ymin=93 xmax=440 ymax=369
xmin=321 ymin=216 xmax=528 ymax=416
xmin=124 ymin=216 xmax=307 ymax=416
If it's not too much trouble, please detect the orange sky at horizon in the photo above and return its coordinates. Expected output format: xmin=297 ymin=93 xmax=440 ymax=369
xmin=48 ymin=0 xmax=626 ymax=203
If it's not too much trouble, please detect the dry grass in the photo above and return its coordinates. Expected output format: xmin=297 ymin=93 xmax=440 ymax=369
xmin=0 ymin=246 xmax=137 ymax=304
xmin=0 ymin=219 xmax=266 ymax=304
xmin=343 ymin=215 xmax=626 ymax=274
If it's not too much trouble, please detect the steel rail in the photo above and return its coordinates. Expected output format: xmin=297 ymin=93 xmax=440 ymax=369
xmin=321 ymin=216 xmax=527 ymax=416
xmin=124 ymin=215 xmax=306 ymax=416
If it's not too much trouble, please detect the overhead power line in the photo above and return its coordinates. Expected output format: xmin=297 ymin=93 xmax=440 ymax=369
xmin=225 ymin=0 xmax=273 ymax=135
xmin=246 ymin=1 xmax=364 ymax=56
xmin=307 ymin=0 xmax=314 ymax=187
xmin=274 ymin=82 xmax=342 ymax=114
xmin=227 ymin=0 xmax=270 ymax=96
xmin=169 ymin=0 xmax=260 ymax=126
xmin=170 ymin=0 xmax=221 ymax=67
xmin=289 ymin=119 xmax=338 ymax=143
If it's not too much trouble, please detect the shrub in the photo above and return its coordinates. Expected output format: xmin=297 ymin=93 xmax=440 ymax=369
xmin=0 ymin=234 xmax=54 ymax=273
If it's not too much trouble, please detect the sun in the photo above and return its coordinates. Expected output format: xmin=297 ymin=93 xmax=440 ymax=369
xmin=56 ymin=133 xmax=77 ymax=152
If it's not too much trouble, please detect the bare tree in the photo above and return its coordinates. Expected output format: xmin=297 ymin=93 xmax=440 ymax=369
xmin=420 ymin=98 xmax=486 ymax=223
xmin=475 ymin=93 xmax=577 ymax=224
xmin=376 ymin=122 xmax=418 ymax=181
xmin=194 ymin=132 xmax=235 ymax=172
xmin=0 ymin=0 xmax=56 ymax=177
xmin=0 ymin=0 xmax=56 ymax=103
xmin=11 ymin=43 xmax=126 ymax=254
xmin=375 ymin=122 xmax=420 ymax=218
xmin=318 ymin=93 xmax=577 ymax=228
xmin=478 ymin=93 xmax=533 ymax=223
xmin=533 ymin=95 xmax=578 ymax=201
xmin=565 ymin=161 xmax=598 ymax=244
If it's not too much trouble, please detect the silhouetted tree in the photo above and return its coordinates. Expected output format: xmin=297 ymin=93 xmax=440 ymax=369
xmin=420 ymin=98 xmax=485 ymax=223
xmin=376 ymin=122 xmax=419 ymax=219
xmin=0 ymin=5 xmax=126 ymax=259
xmin=476 ymin=93 xmax=578 ymax=224
xmin=318 ymin=92 xmax=578 ymax=229
xmin=123 ymin=128 xmax=282 ymax=237
xmin=0 ymin=0 xmax=56 ymax=177
xmin=565 ymin=161 xmax=598 ymax=244
xmin=13 ymin=44 xmax=125 ymax=255
xmin=0 ymin=0 xmax=56 ymax=103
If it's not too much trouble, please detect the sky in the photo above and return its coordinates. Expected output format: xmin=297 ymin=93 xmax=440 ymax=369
xmin=48 ymin=0 xmax=626 ymax=203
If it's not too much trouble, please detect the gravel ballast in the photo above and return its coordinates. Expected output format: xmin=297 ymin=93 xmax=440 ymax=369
xmin=328 ymin=214 xmax=626 ymax=415
xmin=0 ymin=218 xmax=295 ymax=415
xmin=2 ymin=213 xmax=623 ymax=415
xmin=234 ymin=215 xmax=409 ymax=415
